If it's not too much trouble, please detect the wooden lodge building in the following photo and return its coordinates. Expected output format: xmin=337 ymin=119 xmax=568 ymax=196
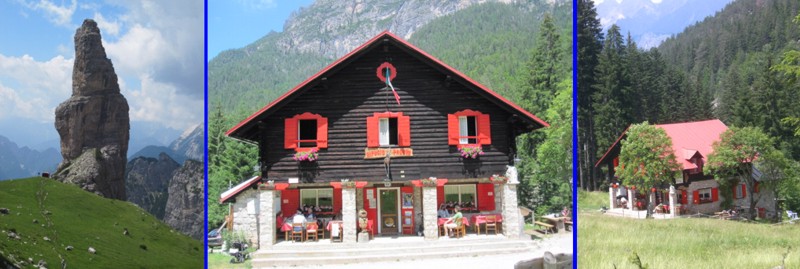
xmin=595 ymin=119 xmax=775 ymax=218
xmin=219 ymin=31 xmax=548 ymax=247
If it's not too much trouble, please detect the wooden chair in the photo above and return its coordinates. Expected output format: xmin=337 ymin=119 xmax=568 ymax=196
xmin=291 ymin=223 xmax=304 ymax=242
xmin=305 ymin=222 xmax=319 ymax=241
xmin=330 ymin=222 xmax=343 ymax=242
xmin=484 ymin=215 xmax=498 ymax=235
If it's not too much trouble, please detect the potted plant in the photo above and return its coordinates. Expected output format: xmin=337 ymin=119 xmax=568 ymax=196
xmin=340 ymin=179 xmax=356 ymax=188
xmin=258 ymin=180 xmax=276 ymax=190
xmin=293 ymin=148 xmax=319 ymax=162
xmin=489 ymin=174 xmax=508 ymax=184
xmin=420 ymin=177 xmax=438 ymax=187
xmin=459 ymin=145 xmax=484 ymax=159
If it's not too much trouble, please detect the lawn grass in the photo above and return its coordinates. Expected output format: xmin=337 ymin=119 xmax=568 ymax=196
xmin=578 ymin=191 xmax=799 ymax=268
xmin=0 ymin=177 xmax=203 ymax=268
xmin=208 ymin=251 xmax=252 ymax=269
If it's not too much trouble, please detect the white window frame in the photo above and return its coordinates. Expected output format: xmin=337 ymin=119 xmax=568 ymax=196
xmin=300 ymin=189 xmax=333 ymax=207
xmin=735 ymin=183 xmax=745 ymax=199
xmin=379 ymin=118 xmax=390 ymax=146
xmin=698 ymin=188 xmax=712 ymax=203
xmin=297 ymin=119 xmax=318 ymax=148
xmin=458 ymin=116 xmax=478 ymax=145
xmin=444 ymin=184 xmax=477 ymax=204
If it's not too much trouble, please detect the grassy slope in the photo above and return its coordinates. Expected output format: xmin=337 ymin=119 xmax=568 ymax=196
xmin=0 ymin=177 xmax=202 ymax=268
xmin=578 ymin=191 xmax=799 ymax=268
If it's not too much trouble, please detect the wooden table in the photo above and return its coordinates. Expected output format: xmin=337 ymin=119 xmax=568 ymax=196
xmin=470 ymin=214 xmax=503 ymax=235
xmin=542 ymin=216 xmax=567 ymax=233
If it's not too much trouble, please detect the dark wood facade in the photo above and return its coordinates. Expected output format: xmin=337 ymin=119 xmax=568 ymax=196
xmin=228 ymin=31 xmax=547 ymax=184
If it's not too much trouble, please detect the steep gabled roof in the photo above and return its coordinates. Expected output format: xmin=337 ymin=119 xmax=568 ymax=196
xmin=219 ymin=176 xmax=261 ymax=203
xmin=596 ymin=119 xmax=728 ymax=170
xmin=226 ymin=30 xmax=548 ymax=141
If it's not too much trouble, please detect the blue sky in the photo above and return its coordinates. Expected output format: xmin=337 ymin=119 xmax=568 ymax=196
xmin=208 ymin=0 xmax=314 ymax=60
xmin=0 ymin=0 xmax=204 ymax=149
xmin=593 ymin=0 xmax=734 ymax=48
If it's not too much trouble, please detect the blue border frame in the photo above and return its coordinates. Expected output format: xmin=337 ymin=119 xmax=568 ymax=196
xmin=204 ymin=0 xmax=210 ymax=267
xmin=572 ymin=0 xmax=579 ymax=267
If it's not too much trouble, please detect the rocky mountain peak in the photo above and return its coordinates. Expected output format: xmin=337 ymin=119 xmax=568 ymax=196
xmin=271 ymin=0 xmax=516 ymax=58
xmin=54 ymin=18 xmax=130 ymax=200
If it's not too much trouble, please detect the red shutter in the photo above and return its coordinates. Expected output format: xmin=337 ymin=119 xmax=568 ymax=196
xmin=397 ymin=114 xmax=411 ymax=147
xmin=733 ymin=185 xmax=738 ymax=199
xmin=711 ymin=188 xmax=719 ymax=202
xmin=477 ymin=113 xmax=492 ymax=145
xmin=284 ymin=118 xmax=298 ymax=149
xmin=477 ymin=183 xmax=495 ymax=211
xmin=437 ymin=186 xmax=444 ymax=207
xmin=681 ymin=190 xmax=687 ymax=204
xmin=317 ymin=117 xmax=328 ymax=148
xmin=366 ymin=115 xmax=379 ymax=147
xmin=363 ymin=188 xmax=377 ymax=223
xmin=447 ymin=114 xmax=459 ymax=145
xmin=281 ymin=189 xmax=300 ymax=218
xmin=741 ymin=184 xmax=747 ymax=198
xmin=333 ymin=188 xmax=342 ymax=214
xmin=693 ymin=190 xmax=699 ymax=204
xmin=754 ymin=182 xmax=760 ymax=193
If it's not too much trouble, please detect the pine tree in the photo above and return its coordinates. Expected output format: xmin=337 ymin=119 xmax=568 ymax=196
xmin=577 ymin=0 xmax=604 ymax=190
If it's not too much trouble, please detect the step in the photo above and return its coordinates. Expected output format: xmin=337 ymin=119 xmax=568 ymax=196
xmin=251 ymin=237 xmax=538 ymax=267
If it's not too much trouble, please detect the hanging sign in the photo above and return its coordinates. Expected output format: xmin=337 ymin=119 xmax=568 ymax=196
xmin=364 ymin=147 xmax=413 ymax=159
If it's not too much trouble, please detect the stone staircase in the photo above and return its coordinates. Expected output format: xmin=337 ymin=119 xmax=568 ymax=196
xmin=251 ymin=235 xmax=538 ymax=268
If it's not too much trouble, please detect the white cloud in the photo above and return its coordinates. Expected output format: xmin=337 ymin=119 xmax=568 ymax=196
xmin=237 ymin=0 xmax=276 ymax=10
xmin=124 ymin=75 xmax=202 ymax=131
xmin=18 ymin=0 xmax=78 ymax=27
xmin=0 ymin=54 xmax=73 ymax=122
xmin=93 ymin=12 xmax=121 ymax=36
xmin=651 ymin=0 xmax=662 ymax=3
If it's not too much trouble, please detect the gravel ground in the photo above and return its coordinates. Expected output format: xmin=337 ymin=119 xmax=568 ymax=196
xmin=266 ymin=233 xmax=573 ymax=269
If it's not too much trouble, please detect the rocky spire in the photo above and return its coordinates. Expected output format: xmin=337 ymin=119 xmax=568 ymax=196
xmin=54 ymin=19 xmax=130 ymax=200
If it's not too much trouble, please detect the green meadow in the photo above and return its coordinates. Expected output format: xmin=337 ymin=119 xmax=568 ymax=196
xmin=0 ymin=177 xmax=203 ymax=268
xmin=578 ymin=191 xmax=799 ymax=269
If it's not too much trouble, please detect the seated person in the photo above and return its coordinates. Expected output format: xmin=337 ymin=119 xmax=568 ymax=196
xmin=444 ymin=206 xmax=463 ymax=237
xmin=437 ymin=205 xmax=450 ymax=218
xmin=305 ymin=208 xmax=316 ymax=221
xmin=292 ymin=210 xmax=306 ymax=232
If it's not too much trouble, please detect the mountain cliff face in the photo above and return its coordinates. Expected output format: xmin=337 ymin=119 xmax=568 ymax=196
xmin=54 ymin=19 xmax=130 ymax=200
xmin=125 ymin=153 xmax=180 ymax=219
xmin=0 ymin=135 xmax=60 ymax=180
xmin=169 ymin=124 xmax=203 ymax=162
xmin=275 ymin=0 xmax=513 ymax=58
xmin=163 ymin=160 xmax=204 ymax=241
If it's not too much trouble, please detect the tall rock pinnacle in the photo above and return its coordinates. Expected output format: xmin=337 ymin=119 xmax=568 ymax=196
xmin=54 ymin=19 xmax=130 ymax=200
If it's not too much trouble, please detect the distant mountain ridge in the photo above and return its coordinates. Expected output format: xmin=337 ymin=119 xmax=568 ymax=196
xmin=0 ymin=135 xmax=60 ymax=180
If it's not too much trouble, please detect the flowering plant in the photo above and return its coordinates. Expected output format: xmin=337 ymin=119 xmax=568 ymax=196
xmin=258 ymin=180 xmax=276 ymax=190
xmin=459 ymin=145 xmax=484 ymax=159
xmin=421 ymin=177 xmax=438 ymax=187
xmin=490 ymin=174 xmax=507 ymax=184
xmin=340 ymin=179 xmax=356 ymax=188
xmin=293 ymin=148 xmax=318 ymax=162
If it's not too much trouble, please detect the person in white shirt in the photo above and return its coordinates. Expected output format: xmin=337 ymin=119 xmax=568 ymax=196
xmin=292 ymin=210 xmax=306 ymax=232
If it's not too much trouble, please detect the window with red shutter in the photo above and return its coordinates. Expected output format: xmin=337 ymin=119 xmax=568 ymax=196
xmin=447 ymin=110 xmax=491 ymax=148
xmin=281 ymin=189 xmax=300 ymax=217
xmin=284 ymin=112 xmax=328 ymax=151
xmin=681 ymin=190 xmax=687 ymax=204
xmin=741 ymin=184 xmax=747 ymax=198
xmin=711 ymin=188 xmax=718 ymax=202
xmin=365 ymin=112 xmax=411 ymax=147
